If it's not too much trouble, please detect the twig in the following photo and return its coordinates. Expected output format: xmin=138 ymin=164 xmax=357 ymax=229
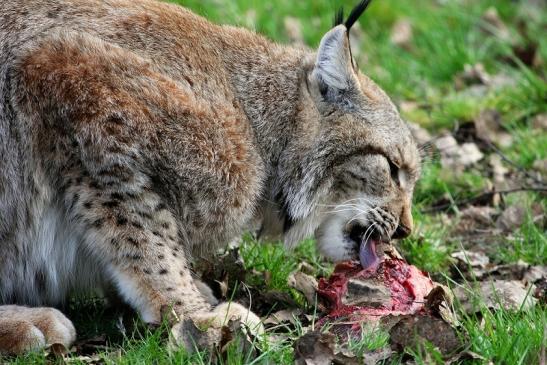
xmin=485 ymin=141 xmax=544 ymax=185
xmin=422 ymin=187 xmax=547 ymax=213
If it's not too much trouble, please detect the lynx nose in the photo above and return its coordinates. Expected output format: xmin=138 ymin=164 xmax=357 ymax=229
xmin=391 ymin=224 xmax=411 ymax=239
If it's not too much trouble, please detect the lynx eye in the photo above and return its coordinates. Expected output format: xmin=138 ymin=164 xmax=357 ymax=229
xmin=388 ymin=159 xmax=400 ymax=185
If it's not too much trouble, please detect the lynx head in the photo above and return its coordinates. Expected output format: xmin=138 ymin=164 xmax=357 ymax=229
xmin=276 ymin=0 xmax=420 ymax=264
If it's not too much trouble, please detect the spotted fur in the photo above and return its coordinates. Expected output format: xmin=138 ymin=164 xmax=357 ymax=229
xmin=0 ymin=0 xmax=419 ymax=354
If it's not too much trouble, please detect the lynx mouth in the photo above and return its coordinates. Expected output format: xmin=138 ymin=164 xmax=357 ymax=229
xmin=359 ymin=238 xmax=380 ymax=271
xmin=348 ymin=224 xmax=383 ymax=271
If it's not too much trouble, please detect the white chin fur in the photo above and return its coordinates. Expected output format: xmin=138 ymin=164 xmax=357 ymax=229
xmin=315 ymin=210 xmax=357 ymax=262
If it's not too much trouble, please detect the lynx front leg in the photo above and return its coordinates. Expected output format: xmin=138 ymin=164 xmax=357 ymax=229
xmin=64 ymin=181 xmax=211 ymax=324
xmin=66 ymin=181 xmax=261 ymax=349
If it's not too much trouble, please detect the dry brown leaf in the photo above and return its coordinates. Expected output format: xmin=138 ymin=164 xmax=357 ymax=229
xmin=362 ymin=347 xmax=394 ymax=365
xmin=64 ymin=354 xmax=105 ymax=364
xmin=407 ymin=121 xmax=432 ymax=146
xmin=332 ymin=345 xmax=361 ymax=365
xmin=455 ymin=63 xmax=491 ymax=88
xmin=459 ymin=206 xmax=497 ymax=227
xmin=263 ymin=308 xmax=302 ymax=326
xmin=475 ymin=109 xmax=513 ymax=147
xmin=217 ymin=319 xmax=258 ymax=362
xmin=524 ymin=265 xmax=547 ymax=284
xmin=425 ymin=285 xmax=459 ymax=327
xmin=452 ymin=250 xmax=490 ymax=269
xmin=390 ymin=19 xmax=413 ymax=49
xmin=434 ymin=135 xmax=483 ymax=170
xmin=532 ymin=114 xmax=547 ymax=130
xmin=455 ymin=280 xmax=537 ymax=313
xmin=489 ymin=155 xmax=510 ymax=190
xmin=480 ymin=7 xmax=511 ymax=40
xmin=389 ymin=315 xmax=461 ymax=355
xmin=293 ymin=331 xmax=336 ymax=365
xmin=445 ymin=350 xmax=486 ymax=364
xmin=533 ymin=159 xmax=547 ymax=175
xmin=288 ymin=270 xmax=319 ymax=307
xmin=284 ymin=16 xmax=304 ymax=45
xmin=496 ymin=203 xmax=527 ymax=231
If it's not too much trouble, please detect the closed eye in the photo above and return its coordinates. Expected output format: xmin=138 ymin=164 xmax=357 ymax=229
xmin=388 ymin=159 xmax=400 ymax=185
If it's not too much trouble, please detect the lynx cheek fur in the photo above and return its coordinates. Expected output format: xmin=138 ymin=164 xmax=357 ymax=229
xmin=0 ymin=0 xmax=419 ymax=354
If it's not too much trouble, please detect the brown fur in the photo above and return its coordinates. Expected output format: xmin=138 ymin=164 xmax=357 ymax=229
xmin=0 ymin=0 xmax=419 ymax=354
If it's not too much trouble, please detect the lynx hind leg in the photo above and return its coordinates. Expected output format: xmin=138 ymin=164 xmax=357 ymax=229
xmin=0 ymin=305 xmax=76 ymax=355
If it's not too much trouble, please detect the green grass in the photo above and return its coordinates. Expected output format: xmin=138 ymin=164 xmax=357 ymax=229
xmin=461 ymin=304 xmax=546 ymax=364
xmin=2 ymin=0 xmax=546 ymax=364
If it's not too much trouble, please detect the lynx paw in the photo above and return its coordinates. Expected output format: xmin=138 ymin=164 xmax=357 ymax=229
xmin=0 ymin=306 xmax=76 ymax=355
xmin=170 ymin=302 xmax=263 ymax=352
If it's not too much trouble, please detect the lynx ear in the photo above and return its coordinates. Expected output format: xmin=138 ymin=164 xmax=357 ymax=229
xmin=312 ymin=0 xmax=372 ymax=101
xmin=312 ymin=25 xmax=355 ymax=94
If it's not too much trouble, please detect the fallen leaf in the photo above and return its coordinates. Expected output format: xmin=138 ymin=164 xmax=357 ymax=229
xmin=523 ymin=265 xmax=546 ymax=304
xmin=454 ymin=63 xmax=516 ymax=95
xmin=248 ymin=289 xmax=300 ymax=316
xmin=451 ymin=250 xmax=490 ymax=270
xmin=532 ymin=113 xmax=547 ymax=130
xmin=434 ymin=135 xmax=483 ymax=170
xmin=454 ymin=63 xmax=491 ymax=89
xmin=64 ymin=354 xmax=105 ymax=364
xmin=170 ymin=317 xmax=259 ymax=362
xmin=217 ymin=319 xmax=258 ymax=363
xmin=480 ymin=7 xmax=510 ymax=41
xmin=293 ymin=331 xmax=336 ymax=365
xmin=263 ymin=308 xmax=302 ymax=327
xmin=195 ymin=247 xmax=246 ymax=301
xmin=489 ymin=154 xmax=510 ymax=190
xmin=362 ymin=347 xmax=394 ymax=365
xmin=390 ymin=19 xmax=413 ymax=49
xmin=510 ymin=41 xmax=542 ymax=68
xmin=455 ymin=280 xmax=537 ymax=313
xmin=523 ymin=265 xmax=547 ymax=284
xmin=484 ymin=260 xmax=530 ymax=281
xmin=389 ymin=315 xmax=461 ymax=355
xmin=474 ymin=109 xmax=513 ymax=147
xmin=460 ymin=143 xmax=485 ymax=166
xmin=288 ymin=270 xmax=319 ymax=308
xmin=407 ymin=121 xmax=432 ymax=146
xmin=496 ymin=203 xmax=526 ymax=231
xmin=445 ymin=350 xmax=486 ymax=364
xmin=72 ymin=335 xmax=109 ymax=355
xmin=533 ymin=278 xmax=546 ymax=304
xmin=458 ymin=206 xmax=497 ymax=229
xmin=425 ymin=285 xmax=459 ymax=327
xmin=284 ymin=16 xmax=304 ymax=45
xmin=533 ymin=159 xmax=547 ymax=175
xmin=297 ymin=262 xmax=316 ymax=275
xmin=343 ymin=279 xmax=391 ymax=308
xmin=332 ymin=346 xmax=361 ymax=365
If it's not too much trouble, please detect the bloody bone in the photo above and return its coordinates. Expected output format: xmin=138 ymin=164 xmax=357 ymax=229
xmin=317 ymin=258 xmax=434 ymax=330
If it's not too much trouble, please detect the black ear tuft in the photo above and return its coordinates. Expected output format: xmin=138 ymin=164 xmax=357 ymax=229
xmin=333 ymin=7 xmax=344 ymax=27
xmin=345 ymin=0 xmax=372 ymax=30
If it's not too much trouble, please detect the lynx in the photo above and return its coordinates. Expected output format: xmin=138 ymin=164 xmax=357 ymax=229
xmin=0 ymin=0 xmax=419 ymax=354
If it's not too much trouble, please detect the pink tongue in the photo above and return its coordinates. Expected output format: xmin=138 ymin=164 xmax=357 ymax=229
xmin=359 ymin=239 xmax=380 ymax=271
